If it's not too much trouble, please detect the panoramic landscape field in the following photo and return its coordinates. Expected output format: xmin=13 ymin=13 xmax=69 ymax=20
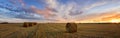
xmin=1 ymin=0 xmax=120 ymax=38
xmin=0 ymin=23 xmax=120 ymax=38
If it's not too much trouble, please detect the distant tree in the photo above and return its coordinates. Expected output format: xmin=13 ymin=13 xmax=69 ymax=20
xmin=0 ymin=22 xmax=9 ymax=24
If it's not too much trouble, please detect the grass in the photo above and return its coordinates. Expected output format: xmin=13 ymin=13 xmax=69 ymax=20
xmin=0 ymin=23 xmax=120 ymax=38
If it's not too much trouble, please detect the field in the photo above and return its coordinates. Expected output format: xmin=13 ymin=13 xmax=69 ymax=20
xmin=0 ymin=23 xmax=120 ymax=38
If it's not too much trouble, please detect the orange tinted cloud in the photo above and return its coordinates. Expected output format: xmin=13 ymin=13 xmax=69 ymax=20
xmin=18 ymin=0 xmax=26 ymax=6
xmin=31 ymin=6 xmax=55 ymax=18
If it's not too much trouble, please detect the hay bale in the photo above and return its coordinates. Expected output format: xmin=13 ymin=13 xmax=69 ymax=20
xmin=23 ymin=22 xmax=37 ymax=27
xmin=32 ymin=22 xmax=37 ymax=25
xmin=23 ymin=22 xmax=29 ymax=27
xmin=66 ymin=23 xmax=77 ymax=33
xmin=29 ymin=22 xmax=37 ymax=26
xmin=29 ymin=23 xmax=33 ymax=26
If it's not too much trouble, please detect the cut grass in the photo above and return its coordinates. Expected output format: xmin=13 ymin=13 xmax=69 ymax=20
xmin=0 ymin=23 xmax=120 ymax=38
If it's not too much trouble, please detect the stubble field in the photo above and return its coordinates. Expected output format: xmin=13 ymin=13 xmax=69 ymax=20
xmin=0 ymin=23 xmax=120 ymax=38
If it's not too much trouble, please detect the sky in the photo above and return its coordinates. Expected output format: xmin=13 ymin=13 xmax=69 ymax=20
xmin=0 ymin=0 xmax=120 ymax=23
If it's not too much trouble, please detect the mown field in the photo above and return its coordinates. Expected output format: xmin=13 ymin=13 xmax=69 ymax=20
xmin=0 ymin=23 xmax=120 ymax=38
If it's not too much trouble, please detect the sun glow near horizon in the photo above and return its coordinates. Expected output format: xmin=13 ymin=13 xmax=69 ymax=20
xmin=109 ymin=19 xmax=120 ymax=23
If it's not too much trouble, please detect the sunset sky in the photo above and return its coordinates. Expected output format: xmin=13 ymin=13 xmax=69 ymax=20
xmin=0 ymin=0 xmax=120 ymax=23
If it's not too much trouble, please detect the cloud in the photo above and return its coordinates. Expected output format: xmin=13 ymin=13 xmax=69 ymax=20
xmin=45 ymin=0 xmax=120 ymax=22
xmin=76 ymin=7 xmax=120 ymax=22
xmin=1 ymin=0 xmax=120 ymax=23
xmin=30 ymin=5 xmax=56 ymax=18
xmin=83 ymin=1 xmax=107 ymax=11
xmin=0 ymin=0 xmax=58 ymax=23
xmin=45 ymin=0 xmax=58 ymax=8
xmin=45 ymin=0 xmax=84 ymax=22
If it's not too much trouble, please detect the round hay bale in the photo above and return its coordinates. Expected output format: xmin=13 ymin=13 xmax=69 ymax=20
xmin=29 ymin=23 xmax=33 ymax=26
xmin=32 ymin=22 xmax=37 ymax=25
xmin=23 ymin=22 xmax=37 ymax=27
xmin=29 ymin=22 xmax=37 ymax=26
xmin=66 ymin=23 xmax=77 ymax=33
xmin=23 ymin=22 xmax=29 ymax=27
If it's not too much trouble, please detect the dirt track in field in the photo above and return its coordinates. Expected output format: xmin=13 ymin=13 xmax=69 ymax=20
xmin=0 ymin=23 xmax=120 ymax=38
